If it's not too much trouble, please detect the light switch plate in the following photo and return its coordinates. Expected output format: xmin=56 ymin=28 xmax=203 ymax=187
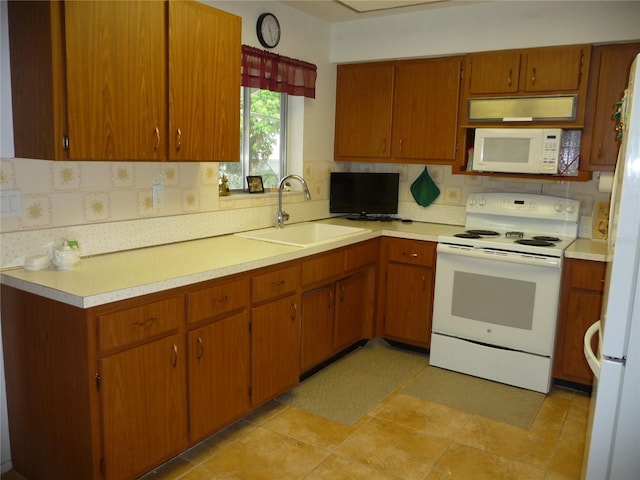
xmin=0 ymin=189 xmax=22 ymax=217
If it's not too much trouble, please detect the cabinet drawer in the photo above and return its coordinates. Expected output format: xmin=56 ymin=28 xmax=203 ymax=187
xmin=387 ymin=238 xmax=435 ymax=267
xmin=302 ymin=250 xmax=344 ymax=287
xmin=187 ymin=277 xmax=249 ymax=324
xmin=345 ymin=240 xmax=379 ymax=272
xmin=98 ymin=296 xmax=184 ymax=351
xmin=252 ymin=264 xmax=301 ymax=304
xmin=569 ymin=260 xmax=606 ymax=292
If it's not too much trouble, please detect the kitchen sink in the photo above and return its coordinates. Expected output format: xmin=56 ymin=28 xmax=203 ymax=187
xmin=235 ymin=222 xmax=371 ymax=248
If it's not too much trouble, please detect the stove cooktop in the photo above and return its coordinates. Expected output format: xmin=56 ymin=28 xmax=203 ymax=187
xmin=440 ymin=228 xmax=575 ymax=257
xmin=438 ymin=193 xmax=580 ymax=257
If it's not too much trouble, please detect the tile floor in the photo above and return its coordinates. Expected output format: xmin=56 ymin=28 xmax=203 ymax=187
xmin=2 ymin=368 xmax=590 ymax=480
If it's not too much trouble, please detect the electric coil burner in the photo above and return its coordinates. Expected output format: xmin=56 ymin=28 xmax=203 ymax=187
xmin=431 ymin=192 xmax=581 ymax=393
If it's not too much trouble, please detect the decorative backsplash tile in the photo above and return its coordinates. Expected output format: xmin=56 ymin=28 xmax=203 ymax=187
xmin=0 ymin=157 xmax=611 ymax=269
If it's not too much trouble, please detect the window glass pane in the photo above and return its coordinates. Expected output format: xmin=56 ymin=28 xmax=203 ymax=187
xmin=220 ymin=88 xmax=285 ymax=191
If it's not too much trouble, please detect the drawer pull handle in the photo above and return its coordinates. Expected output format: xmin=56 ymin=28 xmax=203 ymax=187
xmin=215 ymin=295 xmax=231 ymax=303
xmin=272 ymin=280 xmax=285 ymax=288
xmin=172 ymin=344 xmax=178 ymax=368
xmin=134 ymin=316 xmax=157 ymax=327
xmin=291 ymin=302 xmax=297 ymax=321
xmin=403 ymin=252 xmax=419 ymax=258
xmin=197 ymin=336 xmax=204 ymax=360
xmin=176 ymin=128 xmax=182 ymax=152
xmin=153 ymin=126 xmax=160 ymax=151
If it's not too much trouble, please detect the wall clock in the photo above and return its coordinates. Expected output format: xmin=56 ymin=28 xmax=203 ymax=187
xmin=256 ymin=13 xmax=281 ymax=49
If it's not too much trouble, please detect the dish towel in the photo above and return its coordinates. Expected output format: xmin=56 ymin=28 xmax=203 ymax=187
xmin=410 ymin=167 xmax=440 ymax=207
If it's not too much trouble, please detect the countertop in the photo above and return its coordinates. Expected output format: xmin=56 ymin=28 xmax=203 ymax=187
xmin=1 ymin=218 xmax=607 ymax=308
xmin=0 ymin=218 xmax=456 ymax=308
xmin=564 ymin=238 xmax=609 ymax=262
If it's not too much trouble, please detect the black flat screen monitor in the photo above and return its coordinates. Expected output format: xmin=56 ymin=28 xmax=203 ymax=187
xmin=330 ymin=172 xmax=399 ymax=220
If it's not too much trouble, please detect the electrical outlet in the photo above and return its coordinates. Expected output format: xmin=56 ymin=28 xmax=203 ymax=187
xmin=152 ymin=184 xmax=164 ymax=209
xmin=0 ymin=189 xmax=22 ymax=217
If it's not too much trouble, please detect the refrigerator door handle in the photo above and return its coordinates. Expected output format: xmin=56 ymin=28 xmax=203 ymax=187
xmin=584 ymin=320 xmax=602 ymax=379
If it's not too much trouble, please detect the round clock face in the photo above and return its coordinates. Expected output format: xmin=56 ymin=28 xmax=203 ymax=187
xmin=257 ymin=13 xmax=281 ymax=49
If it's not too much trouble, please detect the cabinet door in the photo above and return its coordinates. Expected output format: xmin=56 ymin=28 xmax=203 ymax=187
xmin=467 ymin=51 xmax=521 ymax=94
xmin=581 ymin=43 xmax=640 ymax=171
xmin=384 ymin=263 xmax=433 ymax=347
xmin=301 ymin=285 xmax=335 ymax=372
xmin=392 ymin=57 xmax=462 ymax=161
xmin=523 ymin=45 xmax=588 ymax=92
xmin=100 ymin=334 xmax=187 ymax=480
xmin=169 ymin=1 xmax=241 ymax=161
xmin=334 ymin=63 xmax=394 ymax=159
xmin=188 ymin=312 xmax=251 ymax=442
xmin=251 ymin=294 xmax=300 ymax=405
xmin=334 ymin=272 xmax=367 ymax=350
xmin=553 ymin=259 xmax=606 ymax=385
xmin=64 ymin=1 xmax=166 ymax=160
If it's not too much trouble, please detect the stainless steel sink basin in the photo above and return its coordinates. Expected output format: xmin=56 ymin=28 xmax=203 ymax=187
xmin=235 ymin=223 xmax=370 ymax=248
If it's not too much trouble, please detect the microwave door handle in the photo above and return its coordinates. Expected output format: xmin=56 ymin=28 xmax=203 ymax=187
xmin=584 ymin=320 xmax=601 ymax=379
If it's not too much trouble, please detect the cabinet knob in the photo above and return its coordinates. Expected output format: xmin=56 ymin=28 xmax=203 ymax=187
xmin=507 ymin=68 xmax=512 ymax=87
xmin=197 ymin=336 xmax=204 ymax=360
xmin=531 ymin=67 xmax=536 ymax=85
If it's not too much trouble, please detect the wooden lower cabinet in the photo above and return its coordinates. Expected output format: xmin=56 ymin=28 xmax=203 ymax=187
xmin=299 ymin=241 xmax=379 ymax=373
xmin=301 ymin=285 xmax=335 ymax=371
xmin=334 ymin=272 xmax=368 ymax=350
xmin=187 ymin=311 xmax=251 ymax=443
xmin=100 ymin=334 xmax=188 ymax=480
xmin=553 ymin=258 xmax=606 ymax=386
xmin=381 ymin=238 xmax=436 ymax=348
xmin=251 ymin=293 xmax=301 ymax=405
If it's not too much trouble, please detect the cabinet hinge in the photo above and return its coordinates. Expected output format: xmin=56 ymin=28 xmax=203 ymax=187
xmin=95 ymin=372 xmax=101 ymax=392
xmin=62 ymin=136 xmax=69 ymax=151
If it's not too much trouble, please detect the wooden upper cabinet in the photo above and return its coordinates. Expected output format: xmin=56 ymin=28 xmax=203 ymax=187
xmin=334 ymin=56 xmax=462 ymax=163
xmin=334 ymin=63 xmax=394 ymax=160
xmin=467 ymin=50 xmax=522 ymax=95
xmin=581 ymin=43 xmax=640 ymax=172
xmin=392 ymin=57 xmax=462 ymax=161
xmin=169 ymin=1 xmax=241 ymax=162
xmin=522 ymin=45 xmax=589 ymax=92
xmin=466 ymin=45 xmax=590 ymax=95
xmin=8 ymin=0 xmax=241 ymax=162
xmin=64 ymin=1 xmax=166 ymax=161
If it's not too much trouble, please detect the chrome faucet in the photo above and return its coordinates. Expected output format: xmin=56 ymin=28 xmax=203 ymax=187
xmin=276 ymin=174 xmax=312 ymax=228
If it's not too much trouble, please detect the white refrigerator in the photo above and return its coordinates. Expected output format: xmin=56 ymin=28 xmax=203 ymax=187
xmin=582 ymin=54 xmax=640 ymax=479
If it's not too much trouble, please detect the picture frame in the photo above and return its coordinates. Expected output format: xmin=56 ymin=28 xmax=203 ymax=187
xmin=246 ymin=175 xmax=265 ymax=193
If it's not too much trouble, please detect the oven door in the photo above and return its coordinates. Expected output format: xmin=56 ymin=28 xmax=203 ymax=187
xmin=432 ymin=243 xmax=562 ymax=356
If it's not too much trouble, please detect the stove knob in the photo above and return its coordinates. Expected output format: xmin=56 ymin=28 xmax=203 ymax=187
xmin=555 ymin=202 xmax=564 ymax=213
xmin=566 ymin=203 xmax=577 ymax=214
xmin=469 ymin=196 xmax=477 ymax=206
xmin=479 ymin=197 xmax=486 ymax=206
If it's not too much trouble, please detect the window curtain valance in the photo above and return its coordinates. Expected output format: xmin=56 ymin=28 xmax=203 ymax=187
xmin=241 ymin=45 xmax=317 ymax=99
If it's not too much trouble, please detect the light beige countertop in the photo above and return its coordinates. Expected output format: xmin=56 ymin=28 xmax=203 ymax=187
xmin=1 ymin=217 xmax=607 ymax=307
xmin=565 ymin=238 xmax=609 ymax=262
xmin=0 ymin=218 xmax=458 ymax=308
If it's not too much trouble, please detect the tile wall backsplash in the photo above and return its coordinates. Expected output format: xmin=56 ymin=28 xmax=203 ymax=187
xmin=0 ymin=157 xmax=611 ymax=269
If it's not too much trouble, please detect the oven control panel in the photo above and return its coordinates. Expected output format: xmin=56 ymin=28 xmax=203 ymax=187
xmin=467 ymin=193 xmax=579 ymax=221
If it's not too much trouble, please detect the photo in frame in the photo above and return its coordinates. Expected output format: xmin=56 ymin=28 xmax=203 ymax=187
xmin=246 ymin=175 xmax=265 ymax=193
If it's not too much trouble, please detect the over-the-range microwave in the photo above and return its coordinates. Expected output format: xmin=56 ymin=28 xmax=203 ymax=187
xmin=472 ymin=128 xmax=564 ymax=175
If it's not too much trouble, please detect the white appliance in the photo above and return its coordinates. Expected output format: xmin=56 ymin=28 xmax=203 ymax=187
xmin=473 ymin=128 xmax=563 ymax=174
xmin=582 ymin=55 xmax=640 ymax=479
xmin=431 ymin=192 xmax=580 ymax=393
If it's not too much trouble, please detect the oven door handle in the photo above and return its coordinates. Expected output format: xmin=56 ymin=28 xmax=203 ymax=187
xmin=437 ymin=243 xmax=561 ymax=268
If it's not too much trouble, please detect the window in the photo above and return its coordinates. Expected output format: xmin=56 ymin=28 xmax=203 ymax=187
xmin=220 ymin=87 xmax=287 ymax=191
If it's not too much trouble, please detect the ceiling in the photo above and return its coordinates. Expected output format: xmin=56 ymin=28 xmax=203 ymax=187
xmin=282 ymin=0 xmax=474 ymax=23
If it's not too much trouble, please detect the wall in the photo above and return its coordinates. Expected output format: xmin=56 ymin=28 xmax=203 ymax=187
xmin=1 ymin=0 xmax=639 ymax=472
